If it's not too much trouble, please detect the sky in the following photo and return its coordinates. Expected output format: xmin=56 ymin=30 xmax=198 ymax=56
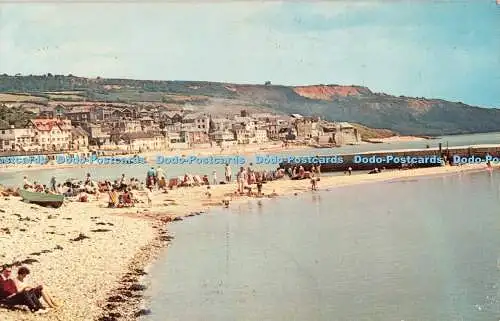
xmin=0 ymin=0 xmax=499 ymax=107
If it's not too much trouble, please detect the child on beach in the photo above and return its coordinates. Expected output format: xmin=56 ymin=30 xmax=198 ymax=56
xmin=224 ymin=164 xmax=232 ymax=182
xmin=236 ymin=167 xmax=245 ymax=193
xmin=222 ymin=196 xmax=230 ymax=208
xmin=146 ymin=187 xmax=153 ymax=207
xmin=311 ymin=176 xmax=317 ymax=191
xmin=212 ymin=170 xmax=217 ymax=185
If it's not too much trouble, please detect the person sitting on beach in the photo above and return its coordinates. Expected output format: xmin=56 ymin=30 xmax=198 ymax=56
xmin=128 ymin=189 xmax=139 ymax=203
xmin=84 ymin=182 xmax=94 ymax=194
xmin=23 ymin=176 xmax=33 ymax=189
xmin=36 ymin=183 xmax=44 ymax=192
xmin=269 ymin=189 xmax=279 ymax=198
xmin=0 ymin=266 xmax=47 ymax=314
xmin=78 ymin=191 xmax=88 ymax=202
xmin=108 ymin=189 xmax=119 ymax=208
xmin=14 ymin=266 xmax=59 ymax=310
xmin=121 ymin=189 xmax=134 ymax=207
xmin=63 ymin=185 xmax=74 ymax=197
xmin=118 ymin=174 xmax=127 ymax=189
xmin=298 ymin=166 xmax=305 ymax=179
xmin=205 ymin=186 xmax=212 ymax=199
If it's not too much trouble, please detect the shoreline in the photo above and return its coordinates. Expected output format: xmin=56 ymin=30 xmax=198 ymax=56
xmin=0 ymin=163 xmax=494 ymax=321
xmin=95 ymin=163 xmax=495 ymax=321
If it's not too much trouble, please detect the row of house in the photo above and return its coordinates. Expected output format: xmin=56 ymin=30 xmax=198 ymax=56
xmin=0 ymin=103 xmax=361 ymax=153
xmin=0 ymin=119 xmax=89 ymax=153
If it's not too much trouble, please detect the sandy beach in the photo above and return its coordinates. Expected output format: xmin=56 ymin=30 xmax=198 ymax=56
xmin=0 ymin=163 xmax=492 ymax=320
xmin=365 ymin=136 xmax=428 ymax=143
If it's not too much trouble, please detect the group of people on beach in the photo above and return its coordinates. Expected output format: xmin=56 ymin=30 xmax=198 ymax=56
xmin=0 ymin=265 xmax=60 ymax=314
xmin=19 ymin=161 xmax=324 ymax=211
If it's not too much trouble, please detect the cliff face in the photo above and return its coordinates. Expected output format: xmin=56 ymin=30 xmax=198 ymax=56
xmin=292 ymin=85 xmax=371 ymax=100
xmin=0 ymin=75 xmax=499 ymax=136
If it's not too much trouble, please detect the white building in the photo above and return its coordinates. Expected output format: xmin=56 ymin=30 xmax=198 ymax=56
xmin=29 ymin=118 xmax=73 ymax=151
xmin=0 ymin=126 xmax=37 ymax=152
xmin=253 ymin=129 xmax=269 ymax=144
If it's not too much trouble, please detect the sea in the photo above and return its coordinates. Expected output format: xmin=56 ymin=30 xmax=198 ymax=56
xmin=143 ymin=169 xmax=500 ymax=321
xmin=1 ymin=132 xmax=500 ymax=187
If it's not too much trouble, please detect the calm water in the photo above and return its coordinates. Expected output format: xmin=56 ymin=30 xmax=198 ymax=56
xmin=1 ymin=132 xmax=499 ymax=187
xmin=144 ymin=170 xmax=500 ymax=321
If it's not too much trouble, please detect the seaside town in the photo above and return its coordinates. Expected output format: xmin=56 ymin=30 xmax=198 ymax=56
xmin=0 ymin=102 xmax=361 ymax=155
xmin=1 ymin=1 xmax=498 ymax=321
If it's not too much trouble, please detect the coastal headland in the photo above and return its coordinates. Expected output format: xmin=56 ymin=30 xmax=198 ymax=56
xmin=0 ymin=162 xmax=493 ymax=321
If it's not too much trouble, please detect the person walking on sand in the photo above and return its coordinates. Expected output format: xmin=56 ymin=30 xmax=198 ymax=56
xmin=146 ymin=186 xmax=153 ymax=207
xmin=157 ymin=166 xmax=165 ymax=179
xmin=146 ymin=167 xmax=156 ymax=188
xmin=311 ymin=175 xmax=317 ymax=191
xmin=50 ymin=176 xmax=56 ymax=192
xmin=212 ymin=170 xmax=218 ymax=185
xmin=85 ymin=172 xmax=91 ymax=185
xmin=225 ymin=164 xmax=232 ymax=182
xmin=236 ymin=167 xmax=245 ymax=193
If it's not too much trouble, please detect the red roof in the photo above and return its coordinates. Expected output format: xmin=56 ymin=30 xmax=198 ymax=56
xmin=31 ymin=118 xmax=71 ymax=132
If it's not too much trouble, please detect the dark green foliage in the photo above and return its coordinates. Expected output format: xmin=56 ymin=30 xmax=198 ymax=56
xmin=0 ymin=105 xmax=36 ymax=128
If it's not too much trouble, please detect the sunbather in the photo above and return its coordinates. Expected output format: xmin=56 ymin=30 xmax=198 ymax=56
xmin=0 ymin=266 xmax=47 ymax=313
xmin=108 ymin=189 xmax=119 ymax=208
xmin=14 ymin=266 xmax=59 ymax=309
